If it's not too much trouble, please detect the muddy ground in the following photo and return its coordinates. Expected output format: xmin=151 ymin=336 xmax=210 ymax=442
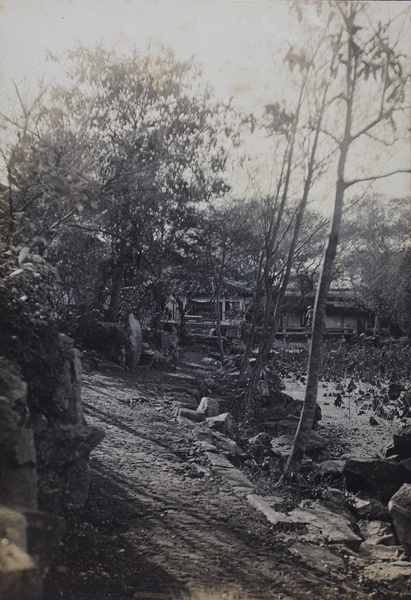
xmin=43 ymin=348 xmax=411 ymax=600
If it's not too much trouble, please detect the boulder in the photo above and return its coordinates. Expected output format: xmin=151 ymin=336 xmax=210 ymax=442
xmin=197 ymin=397 xmax=220 ymax=417
xmin=393 ymin=426 xmax=411 ymax=460
xmin=400 ymin=457 xmax=411 ymax=473
xmin=204 ymin=413 xmax=233 ymax=436
xmin=389 ymin=483 xmax=411 ymax=553
xmin=209 ymin=431 xmax=243 ymax=457
xmin=343 ymin=458 xmax=411 ymax=502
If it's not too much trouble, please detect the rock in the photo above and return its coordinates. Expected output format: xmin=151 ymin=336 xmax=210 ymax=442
xmin=388 ymin=382 xmax=403 ymax=401
xmin=0 ymin=361 xmax=27 ymax=403
xmin=343 ymin=458 xmax=411 ymax=502
xmin=249 ymin=432 xmax=271 ymax=447
xmin=271 ymin=435 xmax=293 ymax=458
xmin=209 ymin=431 xmax=242 ymax=457
xmin=247 ymin=494 xmax=287 ymax=526
xmin=197 ymin=397 xmax=220 ymax=417
xmin=400 ymin=458 xmax=411 ymax=473
xmin=289 ymin=500 xmax=363 ymax=551
xmin=389 ymin=483 xmax=411 ymax=553
xmin=358 ymin=520 xmax=397 ymax=546
xmin=204 ymin=413 xmax=233 ymax=436
xmin=305 ymin=431 xmax=326 ymax=454
xmin=54 ymin=334 xmax=83 ymax=424
xmin=320 ymin=488 xmax=346 ymax=506
xmin=289 ymin=542 xmax=345 ymax=573
xmin=0 ymin=507 xmax=27 ymax=551
xmin=316 ymin=460 xmax=346 ymax=477
xmin=348 ymin=495 xmax=390 ymax=521
xmin=172 ymin=399 xmax=198 ymax=416
xmin=363 ymin=561 xmax=411 ymax=585
xmin=177 ymin=408 xmax=205 ymax=423
xmin=0 ymin=542 xmax=43 ymax=600
xmin=65 ymin=459 xmax=91 ymax=510
xmin=360 ymin=542 xmax=403 ymax=562
xmin=0 ymin=361 xmax=38 ymax=510
xmin=125 ymin=313 xmax=142 ymax=371
xmin=393 ymin=426 xmax=411 ymax=459
xmin=23 ymin=509 xmax=65 ymax=574
xmin=195 ymin=440 xmax=218 ymax=453
xmin=35 ymin=424 xmax=105 ymax=469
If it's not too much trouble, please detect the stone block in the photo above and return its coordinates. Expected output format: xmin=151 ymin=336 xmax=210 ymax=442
xmin=197 ymin=397 xmax=220 ymax=417
xmin=178 ymin=408 xmax=205 ymax=423
xmin=205 ymin=413 xmax=233 ymax=436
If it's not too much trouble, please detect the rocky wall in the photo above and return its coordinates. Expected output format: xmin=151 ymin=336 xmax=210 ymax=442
xmin=0 ymin=268 xmax=104 ymax=598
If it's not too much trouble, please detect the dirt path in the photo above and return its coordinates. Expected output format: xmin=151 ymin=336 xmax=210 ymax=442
xmin=44 ymin=357 xmax=410 ymax=600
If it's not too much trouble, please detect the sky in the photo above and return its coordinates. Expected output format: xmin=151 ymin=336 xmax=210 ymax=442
xmin=0 ymin=0 xmax=410 ymax=206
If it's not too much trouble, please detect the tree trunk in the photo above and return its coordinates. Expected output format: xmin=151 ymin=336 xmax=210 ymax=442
xmin=107 ymin=240 xmax=127 ymax=322
xmin=240 ymin=251 xmax=264 ymax=377
xmin=176 ymin=297 xmax=188 ymax=344
xmin=283 ymin=4 xmax=360 ymax=471
xmin=242 ymin=84 xmax=328 ymax=412
xmin=285 ymin=151 xmax=350 ymax=470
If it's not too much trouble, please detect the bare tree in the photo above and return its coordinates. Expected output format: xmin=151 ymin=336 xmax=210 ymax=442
xmin=284 ymin=1 xmax=410 ymax=472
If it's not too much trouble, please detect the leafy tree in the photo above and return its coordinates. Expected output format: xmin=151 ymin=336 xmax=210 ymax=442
xmin=195 ymin=200 xmax=260 ymax=361
xmin=339 ymin=194 xmax=411 ymax=335
xmin=3 ymin=45 xmax=239 ymax=329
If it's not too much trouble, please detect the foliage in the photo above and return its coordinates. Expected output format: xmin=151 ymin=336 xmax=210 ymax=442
xmin=1 ymin=45 xmax=241 ymax=331
xmin=0 ymin=247 xmax=65 ymax=415
xmin=339 ymin=195 xmax=411 ymax=334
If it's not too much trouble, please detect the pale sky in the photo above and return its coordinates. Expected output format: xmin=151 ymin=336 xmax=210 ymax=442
xmin=0 ymin=0 xmax=296 ymax=109
xmin=0 ymin=0 xmax=410 ymax=205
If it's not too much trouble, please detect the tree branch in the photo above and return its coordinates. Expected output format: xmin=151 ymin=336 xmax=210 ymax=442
xmin=344 ymin=168 xmax=411 ymax=189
